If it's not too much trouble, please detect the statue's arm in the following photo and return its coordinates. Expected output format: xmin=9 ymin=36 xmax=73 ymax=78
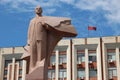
xmin=41 ymin=22 xmax=52 ymax=30
xmin=43 ymin=24 xmax=50 ymax=30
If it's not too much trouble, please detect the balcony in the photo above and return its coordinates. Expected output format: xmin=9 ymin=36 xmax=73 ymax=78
xmin=59 ymin=78 xmax=67 ymax=80
xmin=59 ymin=63 xmax=67 ymax=69
xmin=48 ymin=63 xmax=56 ymax=69
xmin=89 ymin=77 xmax=97 ymax=80
xmin=77 ymin=62 xmax=85 ymax=68
xmin=48 ymin=78 xmax=55 ymax=80
xmin=59 ymin=51 xmax=66 ymax=55
xmin=77 ymin=77 xmax=85 ymax=80
xmin=109 ymin=76 xmax=117 ymax=80
xmin=108 ymin=60 xmax=116 ymax=67
xmin=52 ymin=63 xmax=55 ymax=68
xmin=89 ymin=61 xmax=97 ymax=69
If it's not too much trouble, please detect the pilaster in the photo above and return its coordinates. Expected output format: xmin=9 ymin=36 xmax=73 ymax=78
xmin=56 ymin=50 xmax=59 ymax=80
xmin=85 ymin=48 xmax=89 ymax=80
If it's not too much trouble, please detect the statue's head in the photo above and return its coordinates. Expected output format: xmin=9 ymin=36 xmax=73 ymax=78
xmin=35 ymin=5 xmax=42 ymax=15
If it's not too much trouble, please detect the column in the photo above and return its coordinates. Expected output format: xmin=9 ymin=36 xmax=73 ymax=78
xmin=0 ymin=50 xmax=5 ymax=80
xmin=15 ymin=63 xmax=19 ymax=80
xmin=85 ymin=48 xmax=89 ymax=80
xmin=72 ymin=46 xmax=77 ymax=80
xmin=22 ymin=60 xmax=27 ymax=80
xmin=67 ymin=42 xmax=71 ymax=80
xmin=102 ymin=43 xmax=108 ymax=80
xmin=97 ymin=43 xmax=102 ymax=80
xmin=116 ymin=47 xmax=120 ymax=80
xmin=11 ymin=58 xmax=15 ymax=80
xmin=0 ymin=52 xmax=1 ymax=80
xmin=7 ymin=63 xmax=12 ymax=80
xmin=56 ymin=50 xmax=59 ymax=80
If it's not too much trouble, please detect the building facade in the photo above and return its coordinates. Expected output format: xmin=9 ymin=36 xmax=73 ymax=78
xmin=0 ymin=36 xmax=120 ymax=80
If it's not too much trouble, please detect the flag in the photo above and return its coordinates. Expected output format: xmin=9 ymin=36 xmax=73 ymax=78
xmin=88 ymin=26 xmax=96 ymax=31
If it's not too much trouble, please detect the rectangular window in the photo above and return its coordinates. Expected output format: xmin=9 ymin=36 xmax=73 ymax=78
xmin=16 ymin=60 xmax=23 ymax=67
xmin=4 ymin=70 xmax=7 ymax=75
xmin=89 ymin=55 xmax=96 ymax=62
xmin=108 ymin=68 xmax=117 ymax=77
xmin=19 ymin=69 xmax=22 ymax=75
xmin=89 ymin=69 xmax=97 ymax=77
xmin=48 ymin=70 xmax=55 ymax=79
xmin=77 ymin=54 xmax=85 ymax=63
xmin=18 ymin=77 xmax=22 ymax=80
xmin=77 ymin=69 xmax=85 ymax=78
xmin=59 ymin=69 xmax=67 ymax=78
xmin=108 ymin=53 xmax=116 ymax=61
xmin=4 ymin=59 xmax=23 ymax=80
xmin=50 ymin=55 xmax=56 ymax=65
xmin=4 ymin=78 xmax=7 ymax=80
xmin=119 ymin=50 xmax=120 ymax=62
xmin=4 ymin=60 xmax=12 ymax=67
xmin=113 ymin=69 xmax=117 ymax=76
xmin=59 ymin=55 xmax=66 ymax=64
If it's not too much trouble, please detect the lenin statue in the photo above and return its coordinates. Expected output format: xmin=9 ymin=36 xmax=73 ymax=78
xmin=22 ymin=5 xmax=77 ymax=80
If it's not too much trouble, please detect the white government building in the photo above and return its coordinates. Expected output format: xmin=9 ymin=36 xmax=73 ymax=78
xmin=0 ymin=36 xmax=120 ymax=80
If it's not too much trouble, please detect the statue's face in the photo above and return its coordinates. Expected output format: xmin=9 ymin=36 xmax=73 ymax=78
xmin=35 ymin=6 xmax=42 ymax=14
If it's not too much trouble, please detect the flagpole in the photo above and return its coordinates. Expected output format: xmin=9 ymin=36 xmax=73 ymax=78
xmin=98 ymin=25 xmax=103 ymax=37
xmin=88 ymin=25 xmax=89 ymax=37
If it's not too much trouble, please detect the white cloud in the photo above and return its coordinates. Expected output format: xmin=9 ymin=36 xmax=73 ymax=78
xmin=74 ymin=0 xmax=120 ymax=24
xmin=1 ymin=0 xmax=120 ymax=24
xmin=58 ymin=0 xmax=120 ymax=24
xmin=75 ymin=0 xmax=104 ymax=10
xmin=69 ymin=0 xmax=120 ymax=36
xmin=44 ymin=8 xmax=56 ymax=15
xmin=60 ymin=0 xmax=75 ymax=4
xmin=0 ymin=0 xmax=59 ymax=13
xmin=1 ymin=0 xmax=120 ymax=25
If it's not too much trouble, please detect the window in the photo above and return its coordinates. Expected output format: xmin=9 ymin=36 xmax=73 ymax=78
xmin=108 ymin=53 xmax=116 ymax=61
xmin=89 ymin=68 xmax=97 ymax=77
xmin=108 ymin=68 xmax=117 ymax=77
xmin=3 ymin=59 xmax=24 ymax=80
xmin=3 ymin=60 xmax=12 ymax=80
xmin=4 ymin=70 xmax=7 ymax=75
xmin=77 ymin=54 xmax=85 ymax=63
xmin=59 ymin=55 xmax=66 ymax=64
xmin=16 ymin=60 xmax=23 ymax=67
xmin=18 ymin=77 xmax=22 ymax=80
xmin=50 ymin=55 xmax=56 ymax=65
xmin=77 ymin=69 xmax=85 ymax=78
xmin=4 ymin=60 xmax=12 ymax=67
xmin=19 ymin=69 xmax=22 ymax=75
xmin=4 ymin=78 xmax=7 ymax=80
xmin=48 ymin=70 xmax=55 ymax=79
xmin=119 ymin=51 xmax=120 ymax=62
xmin=59 ymin=69 xmax=67 ymax=78
xmin=89 ymin=54 xmax=96 ymax=62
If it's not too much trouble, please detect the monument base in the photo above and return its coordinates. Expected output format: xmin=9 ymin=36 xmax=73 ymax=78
xmin=26 ymin=66 xmax=44 ymax=80
xmin=26 ymin=59 xmax=45 ymax=80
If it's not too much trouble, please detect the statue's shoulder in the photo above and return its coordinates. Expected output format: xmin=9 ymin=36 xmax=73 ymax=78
xmin=30 ymin=18 xmax=36 ymax=22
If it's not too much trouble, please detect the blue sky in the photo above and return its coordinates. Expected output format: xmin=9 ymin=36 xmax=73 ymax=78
xmin=0 ymin=0 xmax=120 ymax=47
